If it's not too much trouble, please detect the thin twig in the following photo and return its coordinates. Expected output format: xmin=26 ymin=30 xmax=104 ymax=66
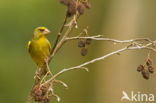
xmin=50 ymin=14 xmax=68 ymax=55
xmin=43 ymin=42 xmax=155 ymax=85
xmin=49 ymin=14 xmax=80 ymax=59
xmin=66 ymin=35 xmax=153 ymax=44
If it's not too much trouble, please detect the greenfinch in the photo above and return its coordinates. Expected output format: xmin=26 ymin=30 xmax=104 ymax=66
xmin=27 ymin=27 xmax=52 ymax=68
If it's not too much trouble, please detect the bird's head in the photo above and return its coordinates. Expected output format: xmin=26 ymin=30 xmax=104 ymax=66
xmin=32 ymin=27 xmax=51 ymax=39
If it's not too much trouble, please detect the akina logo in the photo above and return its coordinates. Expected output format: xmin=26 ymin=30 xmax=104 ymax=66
xmin=121 ymin=91 xmax=154 ymax=102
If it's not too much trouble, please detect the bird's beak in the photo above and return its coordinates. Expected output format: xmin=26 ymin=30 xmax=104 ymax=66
xmin=43 ymin=29 xmax=51 ymax=35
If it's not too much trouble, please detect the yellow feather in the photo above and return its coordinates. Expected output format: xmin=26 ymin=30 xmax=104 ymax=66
xmin=27 ymin=27 xmax=52 ymax=68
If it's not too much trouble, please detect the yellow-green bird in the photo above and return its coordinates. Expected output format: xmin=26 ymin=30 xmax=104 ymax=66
xmin=27 ymin=27 xmax=52 ymax=68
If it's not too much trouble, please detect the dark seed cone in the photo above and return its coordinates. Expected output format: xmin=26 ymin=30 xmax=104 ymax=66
xmin=34 ymin=89 xmax=43 ymax=102
xmin=41 ymin=85 xmax=48 ymax=96
xmin=146 ymin=59 xmax=152 ymax=66
xmin=77 ymin=3 xmax=85 ymax=15
xmin=33 ymin=85 xmax=43 ymax=102
xmin=78 ymin=40 xmax=85 ymax=48
xmin=42 ymin=95 xmax=51 ymax=103
xmin=81 ymin=48 xmax=88 ymax=56
xmin=67 ymin=0 xmax=77 ymax=17
xmin=34 ymin=89 xmax=42 ymax=96
xmin=148 ymin=65 xmax=154 ymax=73
xmin=141 ymin=69 xmax=150 ymax=80
xmin=33 ymin=85 xmax=40 ymax=96
xmin=137 ymin=65 xmax=144 ymax=72
xmin=86 ymin=38 xmax=92 ymax=45
xmin=34 ymin=95 xmax=43 ymax=102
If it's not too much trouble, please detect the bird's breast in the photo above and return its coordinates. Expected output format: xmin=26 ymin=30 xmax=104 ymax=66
xmin=29 ymin=37 xmax=51 ymax=66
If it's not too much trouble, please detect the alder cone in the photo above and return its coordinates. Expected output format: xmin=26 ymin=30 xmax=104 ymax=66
xmin=81 ymin=48 xmax=87 ymax=56
xmin=67 ymin=0 xmax=76 ymax=17
xmin=77 ymin=3 xmax=85 ymax=15
xmin=137 ymin=65 xmax=144 ymax=72
xmin=86 ymin=38 xmax=92 ymax=45
xmin=141 ymin=69 xmax=150 ymax=80
xmin=42 ymin=96 xmax=51 ymax=103
xmin=148 ymin=66 xmax=154 ymax=73
xmin=78 ymin=40 xmax=85 ymax=48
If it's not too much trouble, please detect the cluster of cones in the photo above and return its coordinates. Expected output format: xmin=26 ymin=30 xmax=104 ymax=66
xmin=33 ymin=84 xmax=51 ymax=103
xmin=137 ymin=59 xmax=154 ymax=80
xmin=78 ymin=38 xmax=91 ymax=56
xmin=60 ymin=0 xmax=91 ymax=17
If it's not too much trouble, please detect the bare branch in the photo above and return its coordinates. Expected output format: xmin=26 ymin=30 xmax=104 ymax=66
xmin=43 ymin=42 xmax=155 ymax=85
xmin=50 ymin=14 xmax=68 ymax=55
xmin=66 ymin=35 xmax=153 ymax=44
xmin=49 ymin=14 xmax=79 ymax=60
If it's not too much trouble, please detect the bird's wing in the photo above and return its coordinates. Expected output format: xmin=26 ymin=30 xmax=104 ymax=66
xmin=48 ymin=41 xmax=52 ymax=53
xmin=27 ymin=41 xmax=32 ymax=53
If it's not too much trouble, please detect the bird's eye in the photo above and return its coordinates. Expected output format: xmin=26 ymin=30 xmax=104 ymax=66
xmin=39 ymin=29 xmax=44 ymax=32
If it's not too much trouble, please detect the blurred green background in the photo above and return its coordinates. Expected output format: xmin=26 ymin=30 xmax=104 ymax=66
xmin=0 ymin=0 xmax=156 ymax=103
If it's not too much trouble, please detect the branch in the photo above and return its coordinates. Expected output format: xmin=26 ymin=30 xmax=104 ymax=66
xmin=49 ymin=14 xmax=79 ymax=60
xmin=43 ymin=42 xmax=155 ymax=85
xmin=66 ymin=35 xmax=154 ymax=44
xmin=50 ymin=14 xmax=68 ymax=55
